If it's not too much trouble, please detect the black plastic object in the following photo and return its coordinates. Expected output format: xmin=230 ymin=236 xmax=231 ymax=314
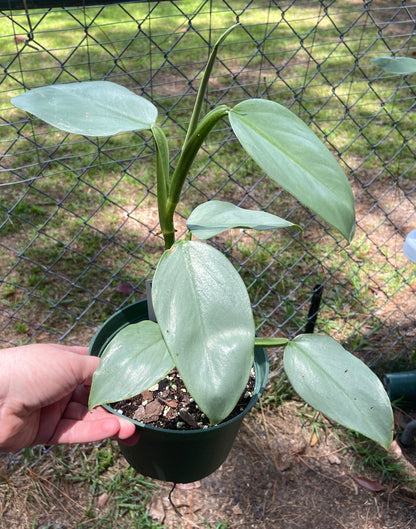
xmin=89 ymin=299 xmax=269 ymax=483
xmin=305 ymin=284 xmax=323 ymax=334
xmin=384 ymin=370 xmax=416 ymax=408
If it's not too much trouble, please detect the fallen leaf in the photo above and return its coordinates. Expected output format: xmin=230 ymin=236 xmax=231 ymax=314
xmin=397 ymin=485 xmax=416 ymax=499
xmin=310 ymin=432 xmax=319 ymax=447
xmin=97 ymin=492 xmax=109 ymax=508
xmin=352 ymin=475 xmax=385 ymax=492
xmin=115 ymin=283 xmax=134 ymax=293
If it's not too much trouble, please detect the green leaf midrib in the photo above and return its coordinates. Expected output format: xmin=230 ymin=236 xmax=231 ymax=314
xmin=182 ymin=244 xmax=216 ymax=381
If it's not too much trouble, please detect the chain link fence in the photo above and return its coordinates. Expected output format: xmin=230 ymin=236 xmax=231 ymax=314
xmin=1 ymin=0 xmax=416 ymax=372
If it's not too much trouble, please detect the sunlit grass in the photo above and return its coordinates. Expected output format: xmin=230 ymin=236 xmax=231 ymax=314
xmin=1 ymin=0 xmax=416 ymax=357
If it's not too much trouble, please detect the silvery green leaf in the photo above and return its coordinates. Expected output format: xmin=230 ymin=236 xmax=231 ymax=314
xmin=186 ymin=200 xmax=298 ymax=239
xmin=89 ymin=320 xmax=173 ymax=409
xmin=11 ymin=81 xmax=157 ymax=136
xmin=152 ymin=240 xmax=255 ymax=424
xmin=284 ymin=334 xmax=393 ymax=449
xmin=229 ymin=99 xmax=355 ymax=242
xmin=372 ymin=56 xmax=416 ymax=75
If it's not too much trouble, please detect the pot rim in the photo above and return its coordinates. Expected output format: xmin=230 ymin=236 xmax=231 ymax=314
xmin=90 ymin=299 xmax=269 ymax=435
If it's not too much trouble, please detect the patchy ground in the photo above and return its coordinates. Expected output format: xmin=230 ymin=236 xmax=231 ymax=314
xmin=1 ymin=401 xmax=416 ymax=528
xmin=149 ymin=403 xmax=416 ymax=529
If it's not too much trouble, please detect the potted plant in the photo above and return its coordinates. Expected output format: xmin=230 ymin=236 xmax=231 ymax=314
xmin=11 ymin=25 xmax=393 ymax=483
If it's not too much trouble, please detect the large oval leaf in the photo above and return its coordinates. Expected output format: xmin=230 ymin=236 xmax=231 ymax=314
xmin=89 ymin=320 xmax=174 ymax=409
xmin=186 ymin=200 xmax=299 ymax=239
xmin=283 ymin=334 xmax=393 ymax=449
xmin=152 ymin=240 xmax=255 ymax=424
xmin=229 ymin=99 xmax=355 ymax=242
xmin=11 ymin=81 xmax=158 ymax=136
xmin=372 ymin=56 xmax=416 ymax=75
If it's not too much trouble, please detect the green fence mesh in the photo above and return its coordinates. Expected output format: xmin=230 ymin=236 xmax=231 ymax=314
xmin=1 ymin=1 xmax=416 ymax=372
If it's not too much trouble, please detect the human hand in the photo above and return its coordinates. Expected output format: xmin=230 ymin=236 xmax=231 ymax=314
xmin=0 ymin=344 xmax=137 ymax=452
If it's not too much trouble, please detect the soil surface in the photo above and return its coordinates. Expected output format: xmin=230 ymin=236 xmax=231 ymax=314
xmin=112 ymin=368 xmax=255 ymax=430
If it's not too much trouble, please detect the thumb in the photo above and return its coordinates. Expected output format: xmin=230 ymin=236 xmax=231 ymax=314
xmin=65 ymin=352 xmax=100 ymax=388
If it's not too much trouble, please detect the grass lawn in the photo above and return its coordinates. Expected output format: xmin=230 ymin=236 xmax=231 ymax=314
xmin=1 ymin=1 xmax=415 ymax=357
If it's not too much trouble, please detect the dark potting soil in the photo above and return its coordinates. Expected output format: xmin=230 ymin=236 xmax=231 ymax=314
xmin=111 ymin=368 xmax=256 ymax=430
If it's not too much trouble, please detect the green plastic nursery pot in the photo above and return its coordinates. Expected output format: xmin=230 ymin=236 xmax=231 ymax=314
xmin=384 ymin=370 xmax=416 ymax=408
xmin=89 ymin=300 xmax=269 ymax=483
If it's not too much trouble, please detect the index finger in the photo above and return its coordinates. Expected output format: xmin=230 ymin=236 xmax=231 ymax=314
xmin=51 ymin=345 xmax=90 ymax=356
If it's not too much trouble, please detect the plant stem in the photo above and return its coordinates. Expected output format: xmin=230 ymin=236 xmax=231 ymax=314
xmin=152 ymin=125 xmax=174 ymax=249
xmin=254 ymin=337 xmax=289 ymax=347
xmin=157 ymin=24 xmax=239 ymax=250
xmin=165 ymin=105 xmax=229 ymax=241
xmin=184 ymin=23 xmax=240 ymax=148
